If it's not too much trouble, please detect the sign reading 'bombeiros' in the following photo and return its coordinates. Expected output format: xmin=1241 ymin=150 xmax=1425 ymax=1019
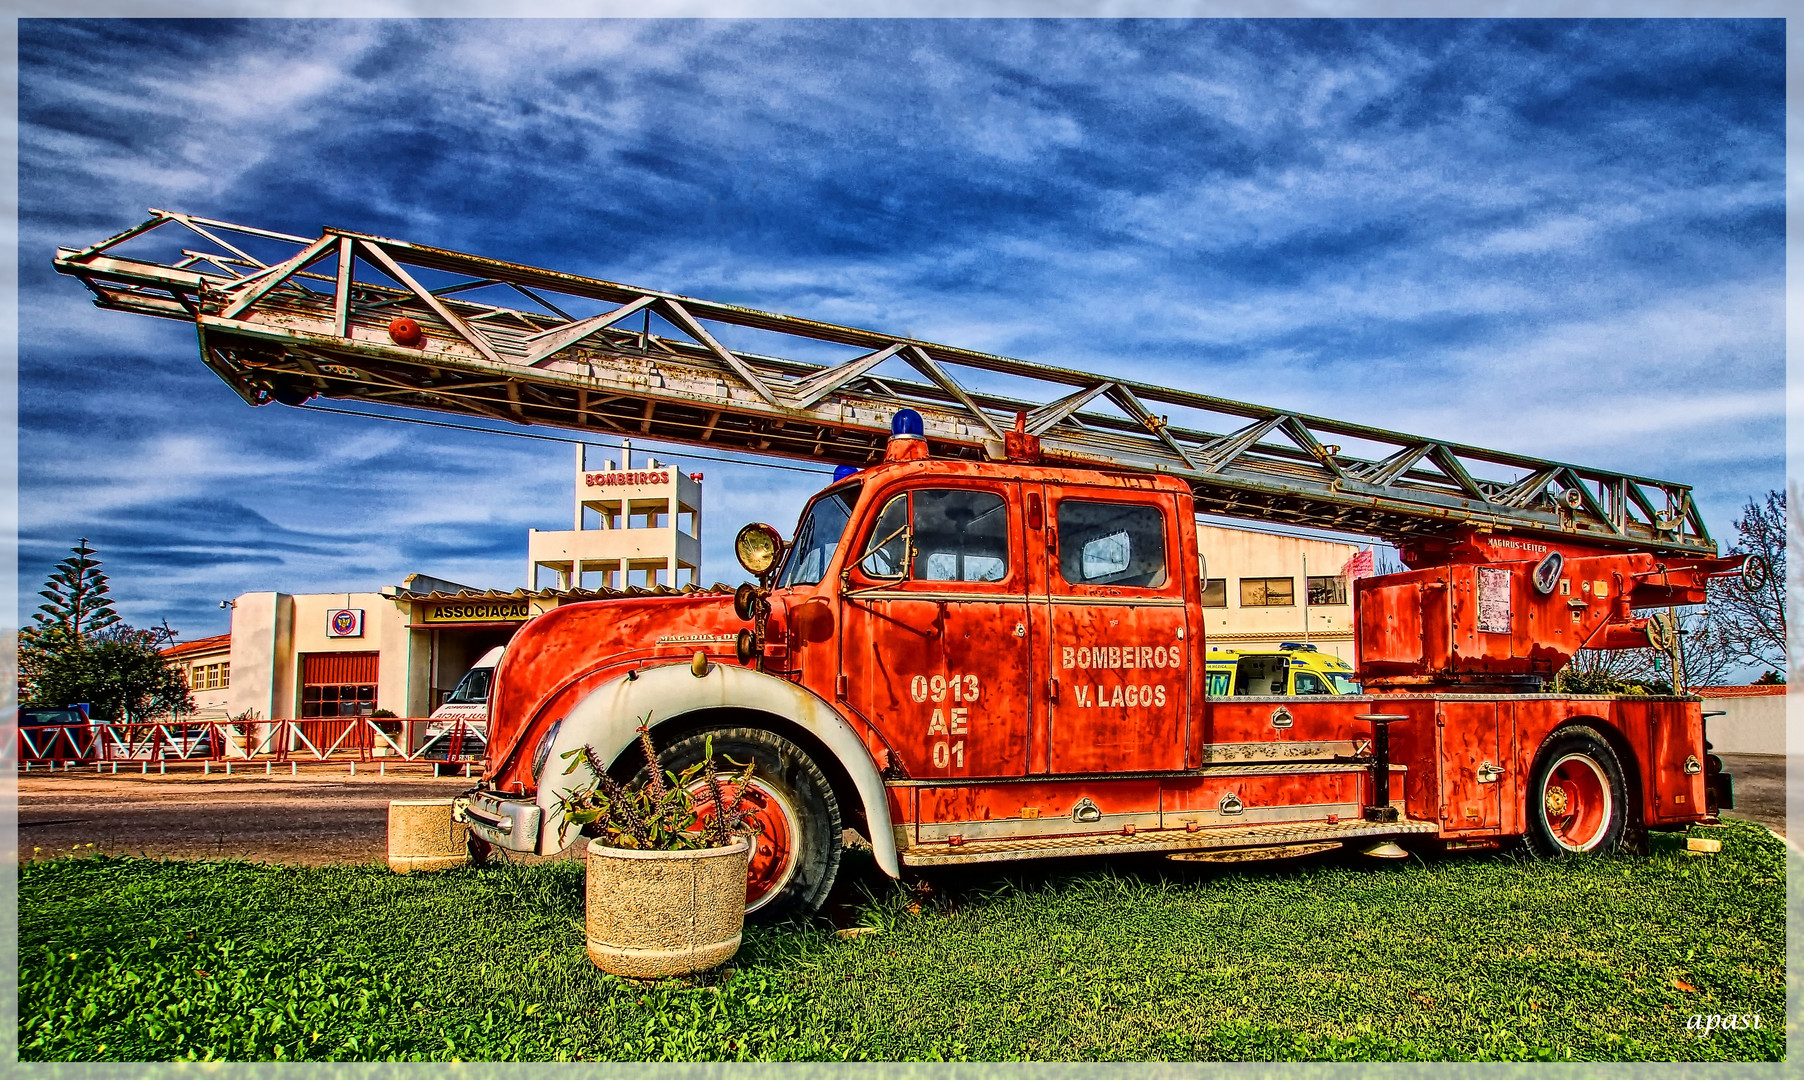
xmin=420 ymin=601 xmax=533 ymax=624
xmin=583 ymin=470 xmax=671 ymax=488
xmin=328 ymin=608 xmax=365 ymax=637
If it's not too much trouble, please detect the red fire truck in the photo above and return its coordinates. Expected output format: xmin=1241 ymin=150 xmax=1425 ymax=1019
xmin=56 ymin=212 xmax=1750 ymax=921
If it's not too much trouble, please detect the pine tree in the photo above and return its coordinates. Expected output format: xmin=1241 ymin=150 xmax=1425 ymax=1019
xmin=19 ymin=540 xmax=191 ymax=719
xmin=32 ymin=538 xmax=122 ymax=639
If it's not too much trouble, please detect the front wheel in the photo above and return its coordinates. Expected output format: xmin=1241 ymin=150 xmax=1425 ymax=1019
xmin=1525 ymin=725 xmax=1629 ymax=856
xmin=644 ymin=727 xmax=843 ymax=924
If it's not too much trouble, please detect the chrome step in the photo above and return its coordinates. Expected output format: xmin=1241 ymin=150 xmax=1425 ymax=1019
xmin=898 ymin=813 xmax=1438 ymax=868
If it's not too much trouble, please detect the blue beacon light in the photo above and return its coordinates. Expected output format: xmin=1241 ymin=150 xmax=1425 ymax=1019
xmin=891 ymin=409 xmax=925 ymax=437
xmin=832 ymin=465 xmax=860 ymax=483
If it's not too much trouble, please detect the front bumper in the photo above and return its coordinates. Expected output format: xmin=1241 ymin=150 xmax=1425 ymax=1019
xmin=463 ymin=790 xmax=543 ymax=853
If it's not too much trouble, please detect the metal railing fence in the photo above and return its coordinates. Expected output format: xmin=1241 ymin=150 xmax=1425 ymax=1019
xmin=15 ymin=716 xmax=486 ymax=768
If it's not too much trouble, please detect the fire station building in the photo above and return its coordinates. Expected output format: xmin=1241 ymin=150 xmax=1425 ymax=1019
xmin=162 ymin=633 xmax=234 ymax=721
xmin=1194 ymin=523 xmax=1366 ymax=662
xmin=528 ymin=445 xmax=701 ymax=590
xmin=219 ymin=580 xmax=561 ymax=722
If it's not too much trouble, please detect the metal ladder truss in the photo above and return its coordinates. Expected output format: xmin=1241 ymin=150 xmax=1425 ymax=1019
xmin=54 ymin=210 xmax=1713 ymax=554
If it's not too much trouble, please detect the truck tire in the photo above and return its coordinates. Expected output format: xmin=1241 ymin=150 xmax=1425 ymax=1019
xmin=643 ymin=727 xmax=843 ymax=924
xmin=1525 ymin=726 xmax=1628 ymax=856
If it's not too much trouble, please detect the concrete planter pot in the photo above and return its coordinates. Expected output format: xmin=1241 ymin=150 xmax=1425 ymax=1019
xmin=386 ymin=798 xmax=470 ymax=873
xmin=584 ymin=836 xmax=750 ymax=978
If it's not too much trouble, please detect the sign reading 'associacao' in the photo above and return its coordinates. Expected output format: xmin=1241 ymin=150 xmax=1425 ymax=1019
xmin=420 ymin=601 xmax=533 ymax=624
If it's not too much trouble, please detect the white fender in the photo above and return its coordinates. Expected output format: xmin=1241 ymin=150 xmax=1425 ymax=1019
xmin=532 ymin=661 xmax=899 ymax=877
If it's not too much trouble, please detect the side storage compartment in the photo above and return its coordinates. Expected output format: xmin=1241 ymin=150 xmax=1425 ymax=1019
xmin=1434 ymin=699 xmax=1509 ymax=838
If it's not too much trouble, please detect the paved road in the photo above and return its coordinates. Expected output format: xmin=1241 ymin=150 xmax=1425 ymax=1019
xmin=1718 ymin=753 xmax=1788 ymax=837
xmin=16 ymin=764 xmax=482 ymax=865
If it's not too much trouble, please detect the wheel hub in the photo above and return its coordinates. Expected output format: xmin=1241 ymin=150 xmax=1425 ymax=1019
xmin=1541 ymin=753 xmax=1612 ymax=851
xmin=689 ymin=777 xmax=798 ymax=912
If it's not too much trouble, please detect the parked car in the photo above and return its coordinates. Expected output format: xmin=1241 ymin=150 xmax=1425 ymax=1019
xmin=18 ymin=704 xmax=94 ymax=760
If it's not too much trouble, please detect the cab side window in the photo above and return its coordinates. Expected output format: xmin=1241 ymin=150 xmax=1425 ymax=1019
xmin=1056 ymin=500 xmax=1168 ymax=588
xmin=856 ymin=489 xmax=1010 ymax=583
xmin=859 ymin=495 xmax=909 ymax=578
xmin=914 ymin=490 xmax=1008 ymax=582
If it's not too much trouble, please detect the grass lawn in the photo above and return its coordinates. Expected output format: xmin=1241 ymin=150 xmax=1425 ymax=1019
xmin=18 ymin=820 xmax=1787 ymax=1062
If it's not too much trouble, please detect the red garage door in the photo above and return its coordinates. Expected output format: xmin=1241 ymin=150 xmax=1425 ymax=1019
xmin=301 ymin=652 xmax=379 ymax=719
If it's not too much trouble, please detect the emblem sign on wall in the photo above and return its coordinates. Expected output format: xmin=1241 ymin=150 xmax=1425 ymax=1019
xmin=328 ymin=608 xmax=365 ymax=638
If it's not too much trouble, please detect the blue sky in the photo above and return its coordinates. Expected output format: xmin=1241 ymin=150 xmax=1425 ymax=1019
xmin=18 ymin=18 xmax=1785 ymax=639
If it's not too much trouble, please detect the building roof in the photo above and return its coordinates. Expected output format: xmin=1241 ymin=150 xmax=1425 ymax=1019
xmin=385 ymin=583 xmax=737 ymax=603
xmin=397 ymin=572 xmax=480 ymax=595
xmin=1690 ymin=684 xmax=1787 ymax=698
xmin=161 ymin=632 xmax=231 ymax=660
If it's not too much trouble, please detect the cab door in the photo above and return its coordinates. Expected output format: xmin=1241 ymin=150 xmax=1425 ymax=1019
xmin=1038 ymin=487 xmax=1190 ymax=773
xmin=837 ymin=482 xmax=1032 ymax=780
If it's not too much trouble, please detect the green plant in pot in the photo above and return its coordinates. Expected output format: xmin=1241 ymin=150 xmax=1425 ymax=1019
xmin=367 ymin=708 xmax=401 ymax=756
xmin=557 ymin=720 xmax=760 ymax=977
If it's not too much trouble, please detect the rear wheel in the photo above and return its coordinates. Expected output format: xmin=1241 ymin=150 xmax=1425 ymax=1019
xmin=642 ymin=727 xmax=842 ymax=924
xmin=1525 ymin=726 xmax=1628 ymax=856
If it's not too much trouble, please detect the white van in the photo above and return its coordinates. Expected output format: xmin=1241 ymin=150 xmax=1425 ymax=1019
xmin=423 ymin=645 xmax=503 ymax=757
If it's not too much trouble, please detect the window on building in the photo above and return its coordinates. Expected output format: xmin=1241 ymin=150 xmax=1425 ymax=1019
xmin=1056 ymin=501 xmax=1167 ymax=588
xmin=1240 ymin=577 xmax=1294 ymax=607
xmin=302 ymin=684 xmax=377 ymax=718
xmin=301 ymin=653 xmax=379 ymax=719
xmin=1200 ymin=578 xmax=1228 ymax=607
xmin=1307 ymin=575 xmax=1348 ymax=606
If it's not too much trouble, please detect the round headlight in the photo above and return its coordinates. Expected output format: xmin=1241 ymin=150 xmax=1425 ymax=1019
xmin=735 ymin=522 xmax=784 ymax=577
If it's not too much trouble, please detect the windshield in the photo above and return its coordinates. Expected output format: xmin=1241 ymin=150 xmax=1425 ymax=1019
xmin=777 ymin=488 xmax=859 ymax=588
xmin=445 ymin=666 xmax=494 ymax=705
xmin=21 ymin=708 xmax=82 ymax=726
xmin=1326 ymin=672 xmax=1362 ymax=694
